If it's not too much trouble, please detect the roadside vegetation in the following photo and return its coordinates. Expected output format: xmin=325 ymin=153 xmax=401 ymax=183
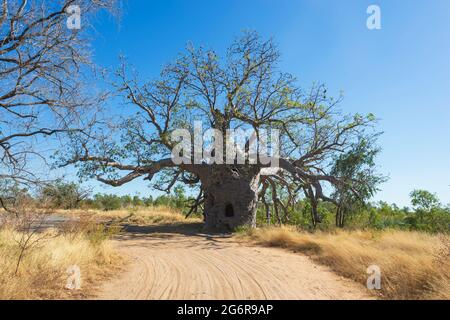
xmin=236 ymin=226 xmax=449 ymax=300
xmin=0 ymin=214 xmax=121 ymax=300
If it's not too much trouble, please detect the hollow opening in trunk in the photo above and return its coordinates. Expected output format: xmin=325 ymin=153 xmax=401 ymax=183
xmin=225 ymin=203 xmax=234 ymax=217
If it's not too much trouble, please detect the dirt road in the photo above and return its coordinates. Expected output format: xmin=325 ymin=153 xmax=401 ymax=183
xmin=94 ymin=223 xmax=372 ymax=300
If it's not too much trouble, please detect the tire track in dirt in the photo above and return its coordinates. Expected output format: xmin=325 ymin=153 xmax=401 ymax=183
xmin=93 ymin=223 xmax=372 ymax=300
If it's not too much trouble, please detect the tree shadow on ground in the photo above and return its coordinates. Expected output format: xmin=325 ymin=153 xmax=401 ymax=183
xmin=114 ymin=222 xmax=238 ymax=249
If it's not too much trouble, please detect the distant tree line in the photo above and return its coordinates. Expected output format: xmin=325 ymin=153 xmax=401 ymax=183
xmin=255 ymin=189 xmax=449 ymax=233
xmin=33 ymin=180 xmax=189 ymax=212
xmin=1 ymin=180 xmax=448 ymax=233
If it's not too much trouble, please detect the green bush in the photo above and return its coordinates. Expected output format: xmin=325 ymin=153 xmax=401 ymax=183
xmin=39 ymin=181 xmax=89 ymax=209
xmin=93 ymin=194 xmax=123 ymax=211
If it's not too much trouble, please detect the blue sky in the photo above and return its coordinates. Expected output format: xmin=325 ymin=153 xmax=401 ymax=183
xmin=73 ymin=0 xmax=450 ymax=206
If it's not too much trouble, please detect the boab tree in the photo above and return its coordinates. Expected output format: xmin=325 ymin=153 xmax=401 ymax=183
xmin=63 ymin=32 xmax=383 ymax=230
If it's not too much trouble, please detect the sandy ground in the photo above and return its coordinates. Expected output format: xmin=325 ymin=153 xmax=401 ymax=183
xmin=94 ymin=223 xmax=372 ymax=300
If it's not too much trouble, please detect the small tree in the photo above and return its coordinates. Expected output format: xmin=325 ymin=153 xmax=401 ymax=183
xmin=407 ymin=189 xmax=448 ymax=232
xmin=173 ymin=185 xmax=186 ymax=209
xmin=39 ymin=181 xmax=90 ymax=209
xmin=132 ymin=195 xmax=143 ymax=207
xmin=0 ymin=180 xmax=33 ymax=217
xmin=93 ymin=194 xmax=122 ymax=211
xmin=13 ymin=212 xmax=51 ymax=275
xmin=410 ymin=190 xmax=440 ymax=212
xmin=330 ymin=138 xmax=385 ymax=227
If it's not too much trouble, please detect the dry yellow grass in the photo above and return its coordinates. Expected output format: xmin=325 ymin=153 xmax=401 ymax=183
xmin=236 ymin=226 xmax=450 ymax=300
xmin=0 ymin=224 xmax=121 ymax=300
xmin=56 ymin=206 xmax=202 ymax=226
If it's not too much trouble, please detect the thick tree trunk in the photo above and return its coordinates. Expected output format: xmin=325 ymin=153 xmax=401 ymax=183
xmin=199 ymin=166 xmax=260 ymax=231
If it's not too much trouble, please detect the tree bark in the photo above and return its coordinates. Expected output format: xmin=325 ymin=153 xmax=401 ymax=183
xmin=198 ymin=165 xmax=260 ymax=231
